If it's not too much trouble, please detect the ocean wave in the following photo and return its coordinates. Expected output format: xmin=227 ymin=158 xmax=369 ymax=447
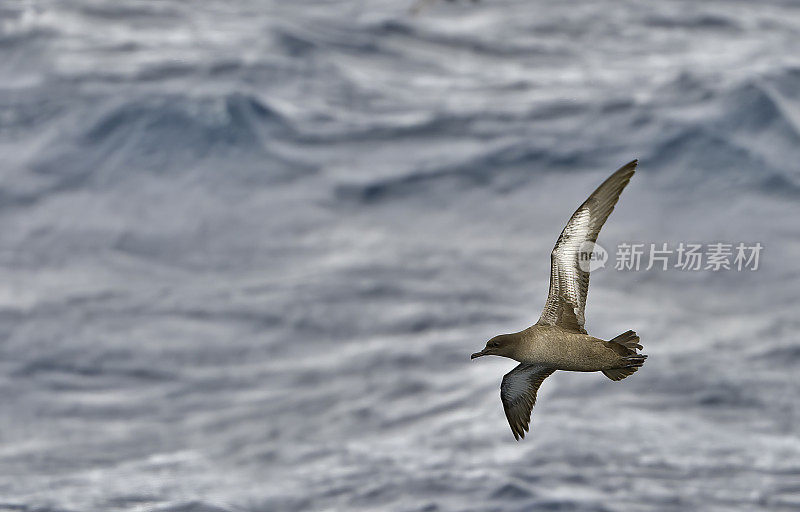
xmin=17 ymin=91 xmax=316 ymax=197
xmin=643 ymin=72 xmax=800 ymax=195
xmin=151 ymin=502 xmax=234 ymax=512
xmin=643 ymin=13 xmax=740 ymax=31
xmin=81 ymin=92 xmax=289 ymax=157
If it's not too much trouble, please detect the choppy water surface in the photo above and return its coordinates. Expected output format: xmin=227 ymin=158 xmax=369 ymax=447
xmin=1 ymin=1 xmax=800 ymax=510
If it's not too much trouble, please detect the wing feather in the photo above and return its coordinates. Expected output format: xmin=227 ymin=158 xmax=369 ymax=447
xmin=537 ymin=160 xmax=637 ymax=333
xmin=500 ymin=363 xmax=556 ymax=440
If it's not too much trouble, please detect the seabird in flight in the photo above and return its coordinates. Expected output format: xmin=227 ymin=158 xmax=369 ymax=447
xmin=471 ymin=160 xmax=646 ymax=440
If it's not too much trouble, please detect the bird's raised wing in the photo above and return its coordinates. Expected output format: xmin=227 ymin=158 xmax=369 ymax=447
xmin=501 ymin=363 xmax=555 ymax=440
xmin=537 ymin=160 xmax=637 ymax=333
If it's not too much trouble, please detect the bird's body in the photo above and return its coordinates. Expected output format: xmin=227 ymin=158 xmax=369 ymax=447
xmin=471 ymin=159 xmax=647 ymax=439
xmin=504 ymin=325 xmax=636 ymax=372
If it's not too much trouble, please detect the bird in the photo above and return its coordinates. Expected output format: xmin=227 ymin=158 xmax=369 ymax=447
xmin=470 ymin=159 xmax=646 ymax=440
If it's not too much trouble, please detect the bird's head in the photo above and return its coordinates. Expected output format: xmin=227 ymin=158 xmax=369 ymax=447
xmin=471 ymin=334 xmax=517 ymax=360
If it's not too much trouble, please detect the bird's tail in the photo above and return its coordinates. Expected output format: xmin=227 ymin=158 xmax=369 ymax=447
xmin=603 ymin=330 xmax=647 ymax=381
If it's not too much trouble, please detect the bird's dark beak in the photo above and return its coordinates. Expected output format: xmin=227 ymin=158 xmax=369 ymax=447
xmin=471 ymin=350 xmax=487 ymax=360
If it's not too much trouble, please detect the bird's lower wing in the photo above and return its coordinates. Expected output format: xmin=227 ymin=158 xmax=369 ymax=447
xmin=500 ymin=363 xmax=556 ymax=440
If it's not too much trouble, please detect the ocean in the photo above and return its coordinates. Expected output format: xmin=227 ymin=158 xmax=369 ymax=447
xmin=1 ymin=1 xmax=799 ymax=510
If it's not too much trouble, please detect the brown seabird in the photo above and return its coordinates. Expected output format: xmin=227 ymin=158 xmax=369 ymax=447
xmin=471 ymin=160 xmax=646 ymax=440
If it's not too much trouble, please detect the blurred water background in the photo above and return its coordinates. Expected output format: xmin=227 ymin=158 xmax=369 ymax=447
xmin=1 ymin=1 xmax=800 ymax=511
